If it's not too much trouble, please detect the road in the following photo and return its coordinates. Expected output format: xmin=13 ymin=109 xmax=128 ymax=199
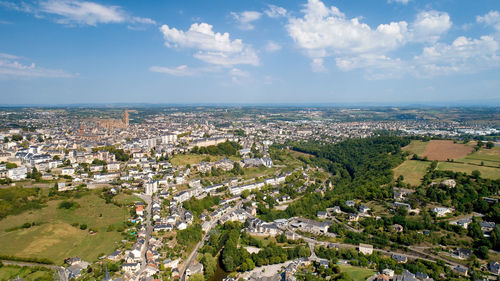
xmin=283 ymin=226 xmax=463 ymax=269
xmin=1 ymin=260 xmax=67 ymax=281
xmin=179 ymin=201 xmax=242 ymax=281
xmin=132 ymin=193 xmax=153 ymax=281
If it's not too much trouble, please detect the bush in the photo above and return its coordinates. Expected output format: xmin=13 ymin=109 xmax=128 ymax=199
xmin=80 ymin=224 xmax=88 ymax=230
xmin=58 ymin=200 xmax=80 ymax=210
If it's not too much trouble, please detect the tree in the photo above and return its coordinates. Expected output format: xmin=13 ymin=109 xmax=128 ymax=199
xmin=486 ymin=141 xmax=495 ymax=149
xmin=476 ymin=246 xmax=489 ymax=259
xmin=241 ymin=189 xmax=250 ymax=199
xmin=200 ymin=253 xmax=217 ymax=278
xmin=471 ymin=170 xmax=481 ymax=179
xmin=477 ymin=140 xmax=484 ymax=148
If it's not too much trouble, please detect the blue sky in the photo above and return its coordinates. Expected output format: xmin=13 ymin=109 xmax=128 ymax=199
xmin=1 ymin=0 xmax=499 ymax=105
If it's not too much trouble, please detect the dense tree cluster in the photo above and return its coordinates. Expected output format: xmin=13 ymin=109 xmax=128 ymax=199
xmin=183 ymin=195 xmax=220 ymax=217
xmin=191 ymin=141 xmax=242 ymax=156
xmin=200 ymin=222 xmax=310 ymax=273
xmin=176 ymin=224 xmax=203 ymax=247
xmin=0 ymin=187 xmax=46 ymax=219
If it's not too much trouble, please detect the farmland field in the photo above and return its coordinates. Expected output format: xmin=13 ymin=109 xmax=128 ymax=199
xmin=421 ymin=140 xmax=474 ymax=161
xmin=437 ymin=162 xmax=500 ymax=180
xmin=458 ymin=146 xmax=500 ymax=167
xmin=0 ymin=192 xmax=136 ymax=264
xmin=393 ymin=160 xmax=430 ymax=186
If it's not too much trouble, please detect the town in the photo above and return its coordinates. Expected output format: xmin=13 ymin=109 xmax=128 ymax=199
xmin=0 ymin=106 xmax=498 ymax=281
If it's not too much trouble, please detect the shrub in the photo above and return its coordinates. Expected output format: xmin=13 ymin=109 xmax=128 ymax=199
xmin=58 ymin=200 xmax=80 ymax=210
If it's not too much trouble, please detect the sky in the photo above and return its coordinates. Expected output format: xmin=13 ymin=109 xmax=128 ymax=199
xmin=1 ymin=0 xmax=500 ymax=105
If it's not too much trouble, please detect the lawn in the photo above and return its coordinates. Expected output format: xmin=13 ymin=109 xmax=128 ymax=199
xmin=402 ymin=140 xmax=428 ymax=155
xmin=0 ymin=265 xmax=54 ymax=281
xmin=339 ymin=265 xmax=375 ymax=281
xmin=437 ymin=162 xmax=500 ymax=180
xmin=0 ymin=192 xmax=131 ymax=264
xmin=393 ymin=160 xmax=430 ymax=186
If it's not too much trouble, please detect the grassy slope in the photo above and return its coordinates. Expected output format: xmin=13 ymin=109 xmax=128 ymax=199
xmin=458 ymin=146 xmax=500 ymax=167
xmin=402 ymin=140 xmax=428 ymax=155
xmin=437 ymin=162 xmax=500 ymax=180
xmin=393 ymin=160 xmax=430 ymax=186
xmin=397 ymin=141 xmax=500 ymax=181
xmin=169 ymin=154 xmax=241 ymax=167
xmin=0 ymin=193 xmax=136 ymax=264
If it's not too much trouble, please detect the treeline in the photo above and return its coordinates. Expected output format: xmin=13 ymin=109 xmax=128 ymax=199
xmin=191 ymin=141 xmax=241 ymax=156
xmin=0 ymin=254 xmax=54 ymax=265
xmin=183 ymin=195 xmax=220 ymax=217
xmin=260 ymin=136 xmax=409 ymax=221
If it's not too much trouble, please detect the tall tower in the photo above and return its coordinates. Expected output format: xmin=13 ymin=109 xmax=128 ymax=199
xmin=122 ymin=110 xmax=129 ymax=127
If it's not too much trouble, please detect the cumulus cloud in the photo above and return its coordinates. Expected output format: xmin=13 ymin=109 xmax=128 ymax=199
xmin=0 ymin=52 xmax=75 ymax=78
xmin=265 ymin=41 xmax=282 ymax=52
xmin=285 ymin=0 xmax=475 ymax=77
xmin=477 ymin=10 xmax=500 ymax=32
xmin=411 ymin=10 xmax=452 ymax=43
xmin=413 ymin=35 xmax=500 ymax=77
xmin=287 ymin=0 xmax=409 ymax=59
xmin=160 ymin=22 xmax=259 ymax=66
xmin=231 ymin=11 xmax=261 ymax=30
xmin=0 ymin=0 xmax=155 ymax=27
xmin=264 ymin=5 xmax=287 ymax=18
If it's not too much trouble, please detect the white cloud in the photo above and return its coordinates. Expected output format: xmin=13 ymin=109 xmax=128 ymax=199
xmin=160 ymin=22 xmax=259 ymax=66
xmin=413 ymin=35 xmax=500 ymax=77
xmin=411 ymin=10 xmax=452 ymax=43
xmin=287 ymin=0 xmax=409 ymax=59
xmin=150 ymin=65 xmax=195 ymax=76
xmin=286 ymin=0 xmax=472 ymax=77
xmin=387 ymin=0 xmax=410 ymax=5
xmin=231 ymin=11 xmax=261 ymax=30
xmin=477 ymin=10 xmax=500 ymax=32
xmin=265 ymin=41 xmax=282 ymax=52
xmin=1 ymin=0 xmax=155 ymax=27
xmin=264 ymin=5 xmax=287 ymax=18
xmin=0 ymin=53 xmax=75 ymax=78
xmin=311 ymin=58 xmax=326 ymax=72
xmin=230 ymin=68 xmax=249 ymax=77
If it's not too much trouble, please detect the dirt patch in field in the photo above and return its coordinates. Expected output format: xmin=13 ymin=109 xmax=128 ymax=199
xmin=422 ymin=140 xmax=474 ymax=161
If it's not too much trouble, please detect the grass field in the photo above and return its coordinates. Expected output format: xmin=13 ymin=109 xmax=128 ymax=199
xmin=339 ymin=265 xmax=375 ymax=281
xmin=402 ymin=140 xmax=429 ymax=155
xmin=437 ymin=162 xmax=500 ymax=180
xmin=169 ymin=154 xmax=240 ymax=166
xmin=0 ymin=265 xmax=54 ymax=281
xmin=393 ymin=160 xmax=430 ymax=186
xmin=0 ymin=192 xmax=135 ymax=264
xmin=458 ymin=147 xmax=500 ymax=167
